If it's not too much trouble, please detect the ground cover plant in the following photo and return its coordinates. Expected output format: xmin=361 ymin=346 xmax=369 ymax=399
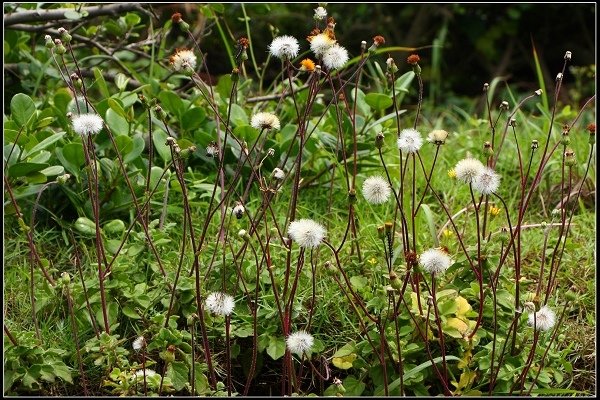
xmin=3 ymin=3 xmax=596 ymax=396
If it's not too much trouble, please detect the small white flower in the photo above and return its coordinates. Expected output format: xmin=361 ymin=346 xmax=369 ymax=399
xmin=251 ymin=112 xmax=281 ymax=131
xmin=206 ymin=142 xmax=219 ymax=157
xmin=362 ymin=176 xmax=391 ymax=204
xmin=419 ymin=248 xmax=452 ymax=275
xmin=272 ymin=168 xmax=285 ymax=180
xmin=455 ymin=158 xmax=485 ymax=184
xmin=322 ymin=44 xmax=349 ymax=70
xmin=269 ymin=35 xmax=300 ymax=60
xmin=133 ymin=336 xmax=146 ymax=351
xmin=286 ymin=331 xmax=314 ymax=355
xmin=205 ymin=292 xmax=235 ymax=316
xmin=288 ymin=219 xmax=326 ymax=248
xmin=309 ymin=33 xmax=336 ymax=58
xmin=427 ymin=129 xmax=449 ymax=145
xmin=134 ymin=369 xmax=158 ymax=380
xmin=169 ymin=49 xmax=197 ymax=71
xmin=314 ymin=6 xmax=327 ymax=20
xmin=473 ymin=166 xmax=501 ymax=195
xmin=528 ymin=306 xmax=556 ymax=331
xmin=72 ymin=113 xmax=104 ymax=136
xmin=44 ymin=34 xmax=52 ymax=41
xmin=397 ymin=128 xmax=423 ymax=153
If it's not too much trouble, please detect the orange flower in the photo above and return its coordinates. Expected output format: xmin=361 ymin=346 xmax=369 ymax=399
xmin=407 ymin=54 xmax=420 ymax=65
xmin=300 ymin=58 xmax=316 ymax=72
xmin=171 ymin=12 xmax=182 ymax=23
xmin=238 ymin=37 xmax=250 ymax=49
xmin=373 ymin=35 xmax=385 ymax=46
xmin=587 ymin=123 xmax=596 ymax=135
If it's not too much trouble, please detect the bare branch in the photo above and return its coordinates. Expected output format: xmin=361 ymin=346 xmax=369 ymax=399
xmin=4 ymin=3 xmax=146 ymax=27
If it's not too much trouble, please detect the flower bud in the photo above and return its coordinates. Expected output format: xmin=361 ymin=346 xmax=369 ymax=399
xmin=155 ymin=105 xmax=167 ymax=120
xmin=44 ymin=35 xmax=55 ymax=49
xmin=389 ymin=270 xmax=402 ymax=291
xmin=531 ymin=140 xmax=539 ymax=151
xmin=348 ymin=188 xmax=357 ymax=205
xmin=564 ymin=51 xmax=572 ymax=61
xmin=375 ymin=132 xmax=385 ymax=149
xmin=564 ymin=148 xmax=576 ymax=167
xmin=238 ymin=229 xmax=249 ymax=240
xmin=231 ymin=67 xmax=239 ymax=82
xmin=499 ymin=101 xmax=509 ymax=110
xmin=483 ymin=83 xmax=489 ymax=92
xmin=58 ymin=27 xmax=72 ymax=44
xmin=56 ymin=173 xmax=71 ymax=185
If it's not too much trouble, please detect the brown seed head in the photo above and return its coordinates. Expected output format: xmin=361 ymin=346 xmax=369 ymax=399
xmin=587 ymin=123 xmax=596 ymax=135
xmin=373 ymin=35 xmax=385 ymax=46
xmin=405 ymin=251 xmax=418 ymax=267
xmin=238 ymin=37 xmax=250 ymax=49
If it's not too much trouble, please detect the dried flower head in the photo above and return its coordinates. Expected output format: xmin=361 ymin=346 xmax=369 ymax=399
xmin=269 ymin=35 xmax=300 ymax=60
xmin=473 ymin=166 xmax=501 ymax=194
xmin=300 ymin=58 xmax=316 ymax=72
xmin=286 ymin=331 xmax=314 ymax=355
xmin=535 ymin=89 xmax=543 ymax=96
xmin=238 ymin=37 xmax=250 ymax=49
xmin=170 ymin=48 xmax=197 ymax=71
xmin=397 ymin=128 xmax=423 ymax=153
xmin=454 ymin=158 xmax=485 ymax=184
xmin=527 ymin=305 xmax=556 ymax=331
xmin=251 ymin=112 xmax=280 ymax=131
xmin=72 ymin=113 xmax=104 ymax=136
xmin=407 ymin=54 xmax=420 ymax=65
xmin=362 ymin=176 xmax=391 ymax=204
xmin=288 ymin=219 xmax=326 ymax=248
xmin=134 ymin=369 xmax=158 ymax=380
xmin=205 ymin=292 xmax=235 ymax=316
xmin=564 ymin=51 xmax=572 ymax=60
xmin=587 ymin=123 xmax=596 ymax=135
xmin=427 ymin=129 xmax=449 ymax=145
xmin=322 ymin=44 xmax=349 ymax=70
xmin=314 ymin=6 xmax=327 ymax=20
xmin=419 ymin=248 xmax=452 ymax=275
xmin=373 ymin=35 xmax=385 ymax=46
xmin=206 ymin=142 xmax=219 ymax=157
xmin=233 ymin=203 xmax=245 ymax=219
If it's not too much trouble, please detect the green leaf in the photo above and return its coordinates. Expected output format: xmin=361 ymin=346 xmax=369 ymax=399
xmin=343 ymin=376 xmax=366 ymax=396
xmin=55 ymin=142 xmax=85 ymax=178
xmin=364 ymin=93 xmax=393 ymax=111
xmin=266 ymin=336 xmax=286 ymax=360
xmin=376 ymin=356 xmax=461 ymax=395
xmin=420 ymin=204 xmax=438 ymax=247
xmin=158 ymin=91 xmax=185 ymax=118
xmin=27 ymin=132 xmax=66 ymax=157
xmin=122 ymin=306 xmax=141 ymax=319
xmin=105 ymin=109 xmax=129 ymax=136
xmin=40 ymin=165 xmax=64 ymax=176
xmin=93 ymin=68 xmax=110 ymax=99
xmin=181 ymin=107 xmax=206 ymax=131
xmin=114 ymin=135 xmax=133 ymax=156
xmin=64 ymin=9 xmax=82 ymax=20
xmin=107 ymin=98 xmax=127 ymax=119
xmin=229 ymin=104 xmax=248 ymax=126
xmin=74 ymin=217 xmax=96 ymax=236
xmin=124 ymin=134 xmax=145 ymax=163
xmin=103 ymin=219 xmax=125 ymax=234
xmin=166 ymin=361 xmax=189 ymax=391
xmin=10 ymin=93 xmax=36 ymax=126
xmin=8 ymin=162 xmax=49 ymax=177
xmin=152 ymin=130 xmax=172 ymax=162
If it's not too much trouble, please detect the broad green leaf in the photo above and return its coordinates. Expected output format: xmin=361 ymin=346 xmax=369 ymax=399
xmin=8 ymin=162 xmax=49 ymax=177
xmin=158 ymin=91 xmax=185 ymax=118
xmin=364 ymin=93 xmax=393 ymax=111
xmin=229 ymin=103 xmax=248 ymax=126
xmin=376 ymin=356 xmax=461 ymax=395
xmin=10 ymin=93 xmax=36 ymax=126
xmin=123 ymin=134 xmax=145 ymax=163
xmin=181 ymin=107 xmax=206 ymax=131
xmin=103 ymin=219 xmax=125 ymax=234
xmin=266 ymin=336 xmax=286 ymax=360
xmin=93 ymin=67 xmax=110 ymax=99
xmin=166 ymin=361 xmax=189 ymax=391
xmin=152 ymin=130 xmax=172 ymax=162
xmin=74 ymin=217 xmax=96 ymax=236
xmin=26 ymin=132 xmax=65 ymax=157
xmin=40 ymin=165 xmax=64 ymax=176
xmin=332 ymin=353 xmax=357 ymax=370
xmin=105 ymin=108 xmax=129 ymax=136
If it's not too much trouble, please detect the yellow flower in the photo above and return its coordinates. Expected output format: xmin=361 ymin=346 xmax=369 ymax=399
xmin=447 ymin=168 xmax=457 ymax=179
xmin=489 ymin=206 xmax=501 ymax=216
xmin=299 ymin=58 xmax=315 ymax=72
xmin=442 ymin=229 xmax=454 ymax=240
xmin=367 ymin=257 xmax=378 ymax=266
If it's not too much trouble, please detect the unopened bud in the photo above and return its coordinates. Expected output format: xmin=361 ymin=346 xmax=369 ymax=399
xmin=384 ymin=222 xmax=393 ymax=234
xmin=360 ymin=40 xmax=367 ymax=51
xmin=564 ymin=51 xmax=572 ymax=61
xmin=483 ymin=83 xmax=489 ymax=92
xmin=238 ymin=229 xmax=249 ymax=240
xmin=231 ymin=67 xmax=239 ymax=82
xmin=531 ymin=140 xmax=539 ymax=150
xmin=58 ymin=27 xmax=72 ymax=44
xmin=375 ymin=132 xmax=385 ymax=149
xmin=564 ymin=148 xmax=576 ymax=167
xmin=155 ymin=105 xmax=167 ymax=120
xmin=44 ymin=35 xmax=55 ymax=49
xmin=500 ymin=101 xmax=509 ymax=110
xmin=534 ymin=89 xmax=543 ymax=96
xmin=348 ymin=188 xmax=357 ymax=204
xmin=556 ymin=72 xmax=563 ymax=81
xmin=56 ymin=173 xmax=71 ymax=185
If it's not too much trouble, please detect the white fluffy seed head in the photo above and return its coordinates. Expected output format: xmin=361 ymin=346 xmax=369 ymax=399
xmin=272 ymin=167 xmax=285 ymax=180
xmin=455 ymin=158 xmax=485 ymax=184
xmin=362 ymin=176 xmax=391 ymax=204
xmin=473 ymin=166 xmax=501 ymax=194
xmin=269 ymin=35 xmax=300 ymax=60
xmin=251 ymin=112 xmax=281 ymax=131
xmin=528 ymin=306 xmax=556 ymax=331
xmin=134 ymin=369 xmax=158 ymax=380
xmin=170 ymin=49 xmax=197 ymax=71
xmin=322 ymin=44 xmax=349 ymax=70
xmin=419 ymin=248 xmax=452 ymax=275
xmin=72 ymin=113 xmax=104 ymax=136
xmin=288 ymin=219 xmax=326 ymax=248
xmin=133 ymin=336 xmax=145 ymax=351
xmin=309 ymin=33 xmax=336 ymax=58
xmin=314 ymin=6 xmax=327 ymax=20
xmin=205 ymin=292 xmax=235 ymax=316
xmin=286 ymin=331 xmax=314 ymax=355
xmin=427 ymin=129 xmax=449 ymax=145
xmin=397 ymin=128 xmax=423 ymax=153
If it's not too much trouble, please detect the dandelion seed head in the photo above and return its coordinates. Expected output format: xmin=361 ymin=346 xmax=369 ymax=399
xmin=134 ymin=369 xmax=158 ymax=380
xmin=528 ymin=306 xmax=556 ymax=331
xmin=314 ymin=6 xmax=327 ymax=20
xmin=362 ymin=176 xmax=391 ymax=204
xmin=419 ymin=248 xmax=452 ymax=275
xmin=322 ymin=44 xmax=349 ymax=70
xmin=454 ymin=158 xmax=485 ymax=184
xmin=396 ymin=128 xmax=423 ymax=153
xmin=269 ymin=35 xmax=300 ymax=60
xmin=205 ymin=292 xmax=235 ymax=316
xmin=309 ymin=33 xmax=336 ymax=58
xmin=272 ymin=167 xmax=285 ymax=180
xmin=72 ymin=113 xmax=104 ymax=136
xmin=288 ymin=219 xmax=326 ymax=248
xmin=286 ymin=331 xmax=314 ymax=355
xmin=169 ymin=49 xmax=197 ymax=72
xmin=133 ymin=336 xmax=146 ymax=351
xmin=251 ymin=112 xmax=280 ymax=131
xmin=473 ymin=166 xmax=501 ymax=194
